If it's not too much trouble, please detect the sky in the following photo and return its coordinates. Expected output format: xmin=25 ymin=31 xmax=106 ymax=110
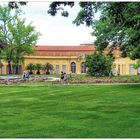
xmin=0 ymin=2 xmax=99 ymax=46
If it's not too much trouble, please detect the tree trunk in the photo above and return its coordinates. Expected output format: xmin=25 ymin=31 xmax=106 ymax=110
xmin=15 ymin=65 xmax=19 ymax=74
xmin=36 ymin=70 xmax=40 ymax=74
xmin=46 ymin=69 xmax=50 ymax=74
xmin=8 ymin=60 xmax=12 ymax=74
xmin=15 ymin=59 xmax=19 ymax=74
xmin=29 ymin=70 xmax=33 ymax=74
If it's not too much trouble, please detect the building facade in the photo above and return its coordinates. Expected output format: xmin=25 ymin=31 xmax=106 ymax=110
xmin=0 ymin=45 xmax=139 ymax=75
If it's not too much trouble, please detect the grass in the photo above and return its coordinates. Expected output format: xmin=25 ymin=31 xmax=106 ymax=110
xmin=0 ymin=84 xmax=140 ymax=138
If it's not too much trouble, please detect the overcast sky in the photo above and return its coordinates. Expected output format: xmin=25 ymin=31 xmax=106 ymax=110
xmin=0 ymin=2 xmax=99 ymax=46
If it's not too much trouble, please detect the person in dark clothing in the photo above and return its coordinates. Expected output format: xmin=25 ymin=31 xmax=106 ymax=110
xmin=60 ymin=71 xmax=64 ymax=82
xmin=23 ymin=71 xmax=26 ymax=80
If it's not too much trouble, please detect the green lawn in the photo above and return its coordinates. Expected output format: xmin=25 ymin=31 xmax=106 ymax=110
xmin=0 ymin=84 xmax=140 ymax=138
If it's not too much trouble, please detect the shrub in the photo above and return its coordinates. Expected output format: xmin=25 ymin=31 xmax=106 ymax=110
xmin=42 ymin=63 xmax=53 ymax=74
xmin=26 ymin=63 xmax=36 ymax=74
xmin=85 ymin=51 xmax=115 ymax=77
xmin=35 ymin=63 xmax=42 ymax=74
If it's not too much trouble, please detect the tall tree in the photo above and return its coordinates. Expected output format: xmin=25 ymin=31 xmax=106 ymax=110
xmin=8 ymin=16 xmax=39 ymax=74
xmin=0 ymin=5 xmax=40 ymax=74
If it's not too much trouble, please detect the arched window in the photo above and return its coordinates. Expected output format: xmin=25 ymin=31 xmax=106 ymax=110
xmin=81 ymin=62 xmax=86 ymax=73
xmin=71 ymin=62 xmax=76 ymax=73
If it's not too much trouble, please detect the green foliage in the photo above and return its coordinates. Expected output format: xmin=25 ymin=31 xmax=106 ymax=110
xmin=12 ymin=63 xmax=17 ymax=69
xmin=91 ymin=2 xmax=140 ymax=60
xmin=48 ymin=2 xmax=74 ymax=17
xmin=26 ymin=63 xmax=36 ymax=74
xmin=48 ymin=2 xmax=100 ymax=26
xmin=0 ymin=5 xmax=40 ymax=74
xmin=8 ymin=1 xmax=27 ymax=9
xmin=42 ymin=63 xmax=54 ymax=74
xmin=85 ymin=51 xmax=115 ymax=77
xmin=35 ymin=63 xmax=42 ymax=70
xmin=134 ymin=59 xmax=140 ymax=69
xmin=35 ymin=63 xmax=43 ymax=74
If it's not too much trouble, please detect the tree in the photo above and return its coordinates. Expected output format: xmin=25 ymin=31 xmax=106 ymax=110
xmin=0 ymin=5 xmax=40 ymax=74
xmin=12 ymin=55 xmax=25 ymax=74
xmin=47 ymin=2 xmax=140 ymax=60
xmin=85 ymin=51 xmax=115 ymax=77
xmin=26 ymin=63 xmax=35 ymax=74
xmin=8 ymin=17 xmax=39 ymax=74
xmin=35 ymin=63 xmax=42 ymax=75
xmin=0 ymin=40 xmax=6 ymax=72
xmin=0 ymin=60 xmax=3 ymax=74
xmin=42 ymin=63 xmax=53 ymax=74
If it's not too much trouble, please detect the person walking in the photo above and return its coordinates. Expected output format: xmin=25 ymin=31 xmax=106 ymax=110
xmin=23 ymin=71 xmax=26 ymax=80
xmin=63 ymin=72 xmax=68 ymax=84
xmin=60 ymin=71 xmax=64 ymax=83
xmin=25 ymin=70 xmax=30 ymax=80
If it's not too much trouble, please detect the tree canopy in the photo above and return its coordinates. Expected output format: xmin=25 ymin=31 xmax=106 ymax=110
xmin=8 ymin=1 xmax=27 ymax=9
xmin=0 ymin=5 xmax=40 ymax=74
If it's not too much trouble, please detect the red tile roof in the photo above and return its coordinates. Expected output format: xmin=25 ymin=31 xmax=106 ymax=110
xmin=33 ymin=45 xmax=96 ymax=56
xmin=35 ymin=45 xmax=96 ymax=51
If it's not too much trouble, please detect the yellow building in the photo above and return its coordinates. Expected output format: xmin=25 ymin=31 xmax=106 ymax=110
xmin=0 ymin=45 xmax=139 ymax=75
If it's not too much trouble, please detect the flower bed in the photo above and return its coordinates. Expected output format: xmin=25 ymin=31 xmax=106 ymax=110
xmin=0 ymin=74 xmax=140 ymax=85
xmin=68 ymin=74 xmax=140 ymax=84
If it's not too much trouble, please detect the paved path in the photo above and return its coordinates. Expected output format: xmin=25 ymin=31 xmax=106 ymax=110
xmin=45 ymin=77 xmax=60 ymax=81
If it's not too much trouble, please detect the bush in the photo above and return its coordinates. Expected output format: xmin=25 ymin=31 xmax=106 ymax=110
xmin=26 ymin=63 xmax=36 ymax=74
xmin=85 ymin=51 xmax=115 ymax=77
